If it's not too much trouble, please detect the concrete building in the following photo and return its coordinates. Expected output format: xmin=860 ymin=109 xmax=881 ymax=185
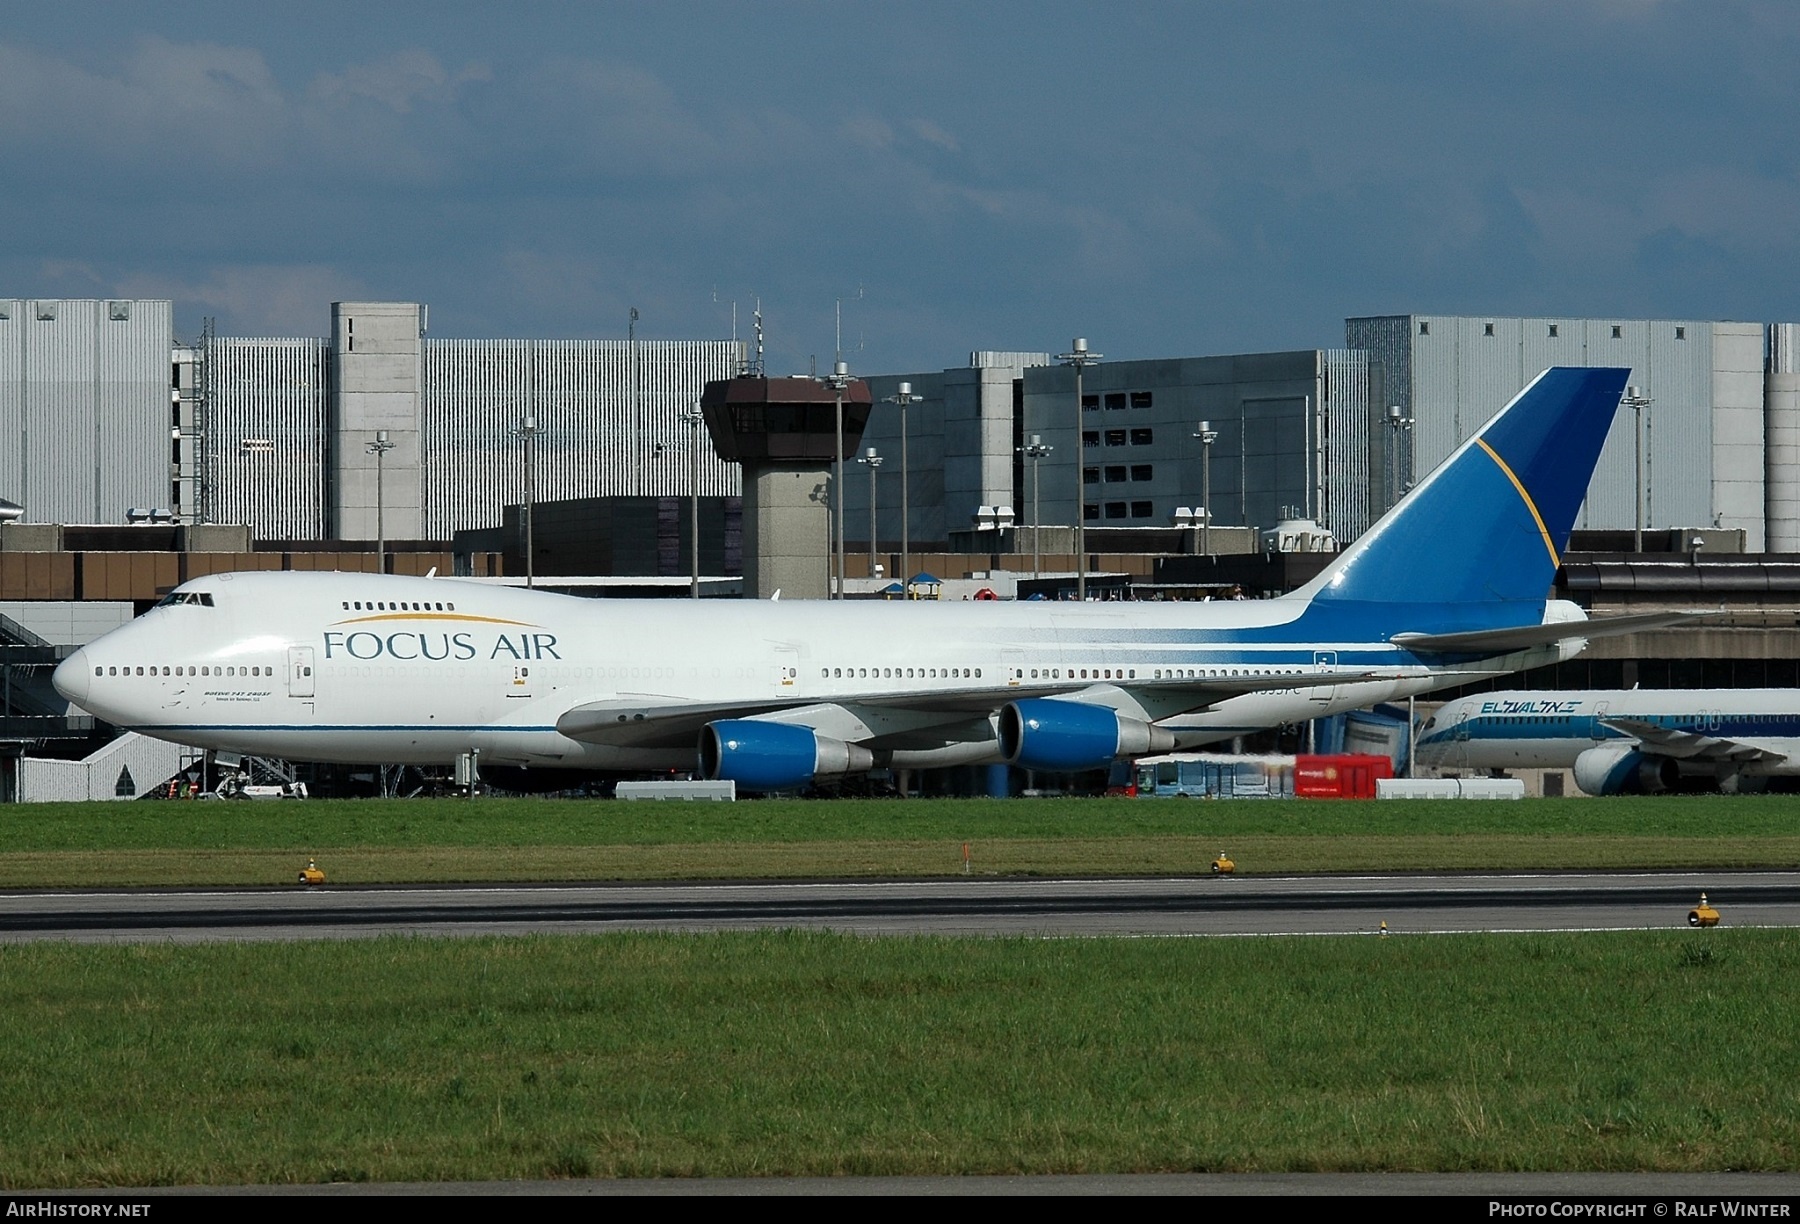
xmin=846 ymin=352 xmax=1048 ymax=550
xmin=333 ymin=302 xmax=426 ymax=543
xmin=854 ymin=348 xmax=1375 ymax=548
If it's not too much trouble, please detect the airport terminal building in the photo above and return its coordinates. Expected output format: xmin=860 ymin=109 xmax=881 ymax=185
xmin=847 ymin=315 xmax=1780 ymax=555
xmin=3 ymin=296 xmax=1793 ymax=557
xmin=3 ymin=297 xmax=742 ymax=542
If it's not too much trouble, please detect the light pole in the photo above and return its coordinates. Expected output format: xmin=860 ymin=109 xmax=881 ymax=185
xmin=365 ymin=430 xmax=395 ymax=575
xmin=518 ymin=415 xmax=537 ymax=589
xmin=858 ymin=447 xmax=883 ymax=579
xmin=1622 ymin=385 xmax=1651 ymax=551
xmin=682 ymin=401 xmax=705 ymax=599
xmin=1058 ymin=338 xmax=1102 ymax=598
xmin=1385 ymin=405 xmax=1413 ymax=510
xmin=1192 ymin=420 xmax=1218 ymax=556
xmin=1018 ymin=433 xmax=1053 ymax=578
xmin=883 ymin=381 xmax=918 ymax=587
xmin=824 ymin=360 xmax=852 ymax=600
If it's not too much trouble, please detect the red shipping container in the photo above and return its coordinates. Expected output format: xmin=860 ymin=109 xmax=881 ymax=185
xmin=1294 ymin=753 xmax=1394 ymax=799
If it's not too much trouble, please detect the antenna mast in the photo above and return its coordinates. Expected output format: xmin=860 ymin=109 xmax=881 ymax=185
xmin=750 ymin=300 xmax=764 ymax=377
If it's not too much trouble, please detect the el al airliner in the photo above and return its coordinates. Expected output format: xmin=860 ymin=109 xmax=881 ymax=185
xmin=1417 ymin=689 xmax=1800 ymax=795
xmin=53 ymin=367 xmax=1672 ymax=791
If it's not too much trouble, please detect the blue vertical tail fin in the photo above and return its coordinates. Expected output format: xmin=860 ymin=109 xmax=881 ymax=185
xmin=1294 ymin=367 xmax=1628 ymax=634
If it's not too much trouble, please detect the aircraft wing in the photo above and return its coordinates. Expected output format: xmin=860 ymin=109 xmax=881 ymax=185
xmin=1392 ymin=611 xmax=1701 ymax=655
xmin=1601 ymin=718 xmax=1789 ymax=765
xmin=554 ymin=668 xmax=1399 ymax=749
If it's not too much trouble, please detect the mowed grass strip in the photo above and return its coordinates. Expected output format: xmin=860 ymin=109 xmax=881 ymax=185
xmin=5 ymin=795 xmax=1800 ymax=886
xmin=11 ymin=794 xmax=1800 ymax=852
xmin=1 ymin=929 xmax=1796 ymax=1186
xmin=6 ymin=834 xmax=1800 ymax=888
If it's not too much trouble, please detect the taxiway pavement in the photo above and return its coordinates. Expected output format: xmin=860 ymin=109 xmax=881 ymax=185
xmin=0 ymin=870 xmax=1791 ymax=942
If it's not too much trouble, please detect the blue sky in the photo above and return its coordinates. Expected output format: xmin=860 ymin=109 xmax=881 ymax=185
xmin=2 ymin=2 xmax=1795 ymax=374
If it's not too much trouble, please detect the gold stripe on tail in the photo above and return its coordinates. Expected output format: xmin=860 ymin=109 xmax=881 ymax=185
xmin=1476 ymin=437 xmax=1559 ymax=569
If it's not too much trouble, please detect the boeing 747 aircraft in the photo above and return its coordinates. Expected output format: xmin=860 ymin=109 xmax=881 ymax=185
xmin=54 ymin=367 xmax=1668 ymax=791
xmin=1416 ymin=688 xmax=1800 ymax=795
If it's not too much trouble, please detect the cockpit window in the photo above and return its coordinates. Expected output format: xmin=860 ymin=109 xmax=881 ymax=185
xmin=154 ymin=592 xmax=215 ymax=608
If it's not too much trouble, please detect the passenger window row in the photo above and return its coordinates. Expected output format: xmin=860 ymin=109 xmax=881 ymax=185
xmin=96 ymin=665 xmax=270 ymax=678
xmin=820 ymin=667 xmax=982 ymax=680
xmin=343 ymin=600 xmax=456 ymax=612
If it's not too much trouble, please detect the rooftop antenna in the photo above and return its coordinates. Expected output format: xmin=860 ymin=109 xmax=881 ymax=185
xmin=712 ymin=286 xmax=738 ymax=346
xmin=835 ymin=284 xmax=864 ymax=365
xmin=751 ymin=298 xmax=764 ymax=377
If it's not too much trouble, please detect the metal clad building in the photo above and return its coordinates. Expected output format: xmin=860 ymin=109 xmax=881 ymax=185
xmin=205 ymin=337 xmax=330 ymax=540
xmin=422 ymin=339 xmax=742 ymax=541
xmin=1320 ymin=348 xmax=1374 ymax=538
xmin=1767 ymin=324 xmax=1800 ymax=551
xmin=184 ymin=315 xmax=742 ymax=542
xmin=1346 ymin=315 xmax=1765 ymax=548
xmin=0 ymin=299 xmax=168 ymax=524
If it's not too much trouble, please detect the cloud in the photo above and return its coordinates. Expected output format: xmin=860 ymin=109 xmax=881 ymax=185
xmin=908 ymin=119 xmax=959 ymax=153
xmin=37 ymin=259 xmax=106 ymax=289
xmin=309 ymin=49 xmax=490 ymax=114
xmin=506 ymin=57 xmax=725 ymax=181
xmin=0 ymin=37 xmax=289 ymax=170
xmin=0 ymin=37 xmax=493 ymax=189
xmin=114 ymin=264 xmax=374 ymax=336
xmin=841 ymin=113 xmax=895 ymax=151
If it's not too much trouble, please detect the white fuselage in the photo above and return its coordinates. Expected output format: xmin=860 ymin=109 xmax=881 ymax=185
xmin=1416 ymin=689 xmax=1800 ymax=776
xmin=53 ymin=572 xmax=1567 ymax=773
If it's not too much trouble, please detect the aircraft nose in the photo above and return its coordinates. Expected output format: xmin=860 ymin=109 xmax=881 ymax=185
xmin=53 ymin=648 xmax=92 ymax=707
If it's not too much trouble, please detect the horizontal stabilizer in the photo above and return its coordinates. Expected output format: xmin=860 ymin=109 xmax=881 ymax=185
xmin=1391 ymin=611 xmax=1700 ymax=655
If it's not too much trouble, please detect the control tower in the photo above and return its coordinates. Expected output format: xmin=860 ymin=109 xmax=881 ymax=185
xmin=700 ymin=374 xmax=873 ymax=599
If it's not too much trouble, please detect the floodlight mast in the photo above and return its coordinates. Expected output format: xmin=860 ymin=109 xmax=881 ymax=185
xmin=883 ymin=381 xmax=919 ymax=588
xmin=1192 ymin=420 xmax=1218 ymax=556
xmin=824 ymin=360 xmax=854 ymax=600
xmin=1621 ymin=385 xmax=1652 ymax=552
xmin=682 ymin=402 xmax=706 ymax=599
xmin=365 ymin=430 xmax=396 ymax=575
xmin=858 ymin=447 xmax=883 ymax=576
xmin=1385 ymin=405 xmax=1413 ymax=511
xmin=1058 ymin=338 xmax=1102 ymax=599
xmin=1018 ymin=433 xmax=1054 ymax=579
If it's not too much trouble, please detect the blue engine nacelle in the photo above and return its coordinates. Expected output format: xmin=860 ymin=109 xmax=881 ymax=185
xmin=1572 ymin=744 xmax=1679 ymax=796
xmin=998 ymin=698 xmax=1175 ymax=772
xmin=699 ymin=719 xmax=874 ymax=791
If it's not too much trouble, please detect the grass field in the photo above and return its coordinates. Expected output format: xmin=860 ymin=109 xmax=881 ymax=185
xmin=1 ymin=795 xmax=1798 ymax=888
xmin=5 ymin=798 xmax=1797 ymax=1186
xmin=2 ymin=928 xmax=1795 ymax=1186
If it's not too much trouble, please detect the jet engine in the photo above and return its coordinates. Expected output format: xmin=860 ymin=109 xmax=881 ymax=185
xmin=998 ymin=698 xmax=1175 ymax=772
xmin=1572 ymin=744 xmax=1679 ymax=796
xmin=700 ymin=719 xmax=873 ymax=791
